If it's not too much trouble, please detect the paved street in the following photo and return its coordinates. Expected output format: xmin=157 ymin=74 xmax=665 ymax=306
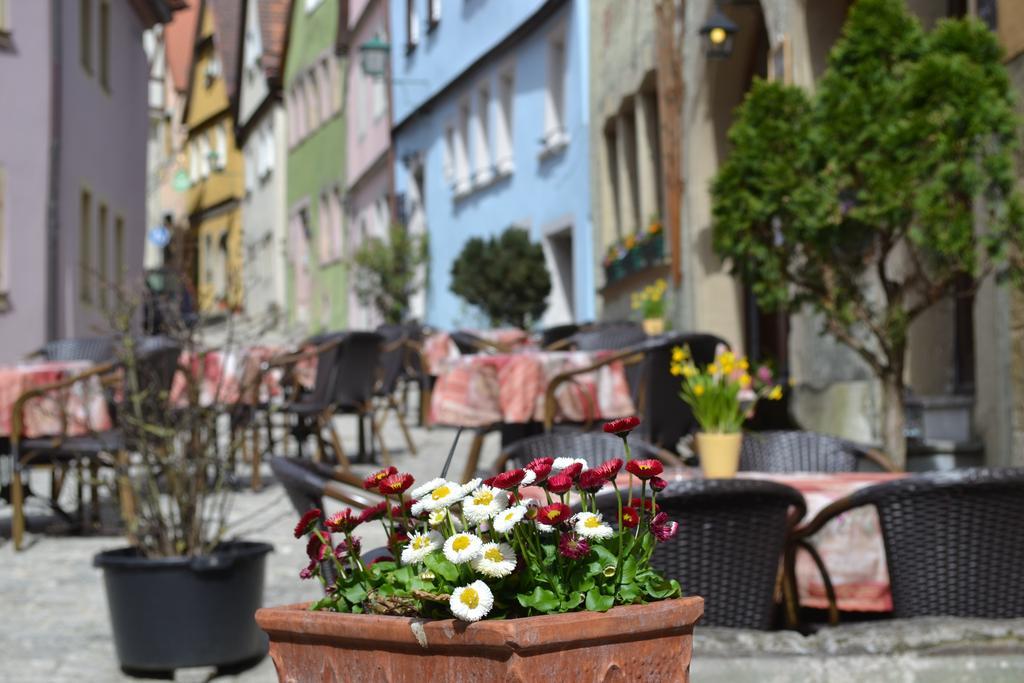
xmin=0 ymin=412 xmax=498 ymax=682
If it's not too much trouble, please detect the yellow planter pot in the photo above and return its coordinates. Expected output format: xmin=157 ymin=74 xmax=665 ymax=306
xmin=642 ymin=318 xmax=665 ymax=336
xmin=696 ymin=432 xmax=743 ymax=478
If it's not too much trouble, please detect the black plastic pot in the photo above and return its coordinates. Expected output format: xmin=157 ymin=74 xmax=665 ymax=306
xmin=94 ymin=540 xmax=273 ymax=675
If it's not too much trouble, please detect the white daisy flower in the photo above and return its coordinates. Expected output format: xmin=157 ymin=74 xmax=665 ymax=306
xmin=472 ymin=542 xmax=517 ymax=578
xmin=573 ymin=512 xmax=615 ymax=540
xmin=521 ymin=470 xmax=537 ymax=486
xmin=400 ymin=531 xmax=443 ymax=564
xmin=492 ymin=504 xmax=527 ymax=534
xmin=535 ymin=521 xmax=556 ymax=534
xmin=410 ymin=499 xmax=427 ymax=517
xmin=420 ymin=480 xmax=466 ymax=512
xmin=410 ymin=477 xmax=447 ymax=500
xmin=461 ymin=477 xmax=482 ymax=495
xmin=462 ymin=485 xmax=508 ymax=524
xmin=449 ymin=580 xmax=494 ymax=622
xmin=552 ymin=457 xmax=589 ymax=473
xmin=428 ymin=509 xmax=449 ymax=527
xmin=442 ymin=532 xmax=484 ymax=564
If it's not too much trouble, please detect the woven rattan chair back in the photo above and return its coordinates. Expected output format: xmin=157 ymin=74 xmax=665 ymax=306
xmin=850 ymin=468 xmax=1024 ymax=618
xmin=641 ymin=333 xmax=727 ymax=451
xmin=451 ymin=331 xmax=488 ymax=355
xmin=39 ymin=336 xmax=117 ymax=363
xmin=375 ymin=324 xmax=408 ymax=396
xmin=501 ymin=431 xmax=661 ymax=470
xmin=740 ymin=431 xmax=863 ymax=473
xmin=570 ymin=322 xmax=646 ymax=353
xmin=596 ymin=478 xmax=804 ymax=629
xmin=331 ymin=331 xmax=384 ymax=409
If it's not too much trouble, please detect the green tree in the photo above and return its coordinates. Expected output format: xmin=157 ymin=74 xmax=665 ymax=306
xmin=450 ymin=226 xmax=552 ymax=329
xmin=352 ymin=224 xmax=429 ymax=325
xmin=711 ymin=0 xmax=1024 ymax=468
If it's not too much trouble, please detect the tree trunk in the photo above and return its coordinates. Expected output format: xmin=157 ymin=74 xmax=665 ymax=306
xmin=881 ymin=372 xmax=907 ymax=470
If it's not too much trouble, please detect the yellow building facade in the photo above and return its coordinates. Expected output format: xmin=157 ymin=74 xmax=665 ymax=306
xmin=182 ymin=0 xmax=243 ymax=312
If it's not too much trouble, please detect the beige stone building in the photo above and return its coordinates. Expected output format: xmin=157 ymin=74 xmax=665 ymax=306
xmin=591 ymin=0 xmax=1023 ymax=467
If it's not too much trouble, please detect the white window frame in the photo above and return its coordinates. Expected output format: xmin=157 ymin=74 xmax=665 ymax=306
xmin=406 ymin=0 xmax=420 ymax=49
xmin=244 ymin=147 xmax=255 ymax=193
xmin=472 ymin=82 xmax=493 ymax=186
xmin=542 ymin=25 xmax=569 ymax=155
xmin=453 ymin=100 xmax=471 ymax=196
xmin=307 ymin=68 xmax=321 ymax=132
xmin=443 ymin=125 xmax=455 ymax=185
xmin=214 ymin=124 xmax=228 ymax=171
xmin=495 ymin=63 xmax=515 ymax=175
xmin=304 ymin=0 xmax=324 ymax=13
xmin=319 ymin=58 xmax=332 ymax=122
xmin=199 ymin=134 xmax=212 ymax=178
xmin=428 ymin=0 xmax=441 ymax=29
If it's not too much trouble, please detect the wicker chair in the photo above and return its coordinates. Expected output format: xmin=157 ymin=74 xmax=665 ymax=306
xmin=785 ymin=468 xmax=1024 ymax=625
xmin=740 ymin=431 xmax=897 ymax=473
xmin=34 ymin=336 xmax=117 ymax=363
xmin=493 ymin=431 xmax=678 ymax=473
xmin=595 ymin=478 xmax=805 ymax=629
xmin=270 ymin=456 xmax=383 ymax=517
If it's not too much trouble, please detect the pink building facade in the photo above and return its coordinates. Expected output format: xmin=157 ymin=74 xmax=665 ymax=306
xmin=344 ymin=0 xmax=391 ymax=329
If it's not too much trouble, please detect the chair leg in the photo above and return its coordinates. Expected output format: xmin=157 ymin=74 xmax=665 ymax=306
xmin=460 ymin=429 xmax=487 ymax=483
xmin=369 ymin=407 xmax=392 ymax=467
xmin=51 ymin=464 xmax=66 ymax=505
xmin=12 ymin=464 xmax=26 ymax=551
xmin=389 ymin=395 xmax=417 ymax=456
xmin=326 ymin=419 xmax=351 ymax=473
xmin=250 ymin=425 xmax=263 ymax=491
xmin=89 ymin=460 xmax=101 ymax=526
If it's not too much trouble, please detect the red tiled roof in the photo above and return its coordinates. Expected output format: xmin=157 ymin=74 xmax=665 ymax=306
xmin=208 ymin=0 xmax=245 ymax=100
xmin=257 ymin=0 xmax=291 ymax=82
xmin=165 ymin=0 xmax=200 ymax=92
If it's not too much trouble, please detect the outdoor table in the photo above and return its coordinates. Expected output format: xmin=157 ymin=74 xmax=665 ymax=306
xmin=423 ymin=328 xmax=536 ymax=375
xmin=429 ymin=349 xmax=635 ymax=429
xmin=169 ymin=346 xmax=293 ymax=408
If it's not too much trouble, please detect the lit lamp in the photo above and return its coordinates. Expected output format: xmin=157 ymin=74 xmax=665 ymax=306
xmin=699 ymin=5 xmax=738 ymax=59
xmin=359 ymin=36 xmax=391 ymax=80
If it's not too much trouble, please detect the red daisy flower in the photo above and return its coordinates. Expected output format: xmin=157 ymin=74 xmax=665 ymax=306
xmin=578 ymin=469 xmax=608 ymax=493
xmin=334 ymin=537 xmax=361 ymax=560
xmin=358 ymin=500 xmax=389 ymax=524
xmin=325 ymin=508 xmax=359 ymax=533
xmin=537 ymin=502 xmax=572 ymax=525
xmin=490 ymin=468 xmax=527 ymax=490
xmin=299 ymin=563 xmax=317 ymax=580
xmin=651 ymin=512 xmax=679 ymax=542
xmin=545 ymin=473 xmax=574 ymax=494
xmin=650 ymin=476 xmax=668 ymax=491
xmin=561 ymin=462 xmax=584 ymax=480
xmin=620 ymin=506 xmax=640 ymax=528
xmin=625 ymin=459 xmax=664 ymax=480
xmin=363 ymin=466 xmax=398 ymax=490
xmin=388 ymin=530 xmax=409 ymax=546
xmin=630 ymin=497 xmax=659 ymax=512
xmin=378 ymin=472 xmax=414 ymax=495
xmin=366 ymin=554 xmax=394 ymax=567
xmin=293 ymin=508 xmax=322 ymax=538
xmin=305 ymin=535 xmax=328 ymax=562
xmin=595 ymin=458 xmax=623 ymax=480
xmin=603 ymin=416 xmax=640 ymax=435
xmin=525 ymin=457 xmax=554 ymax=482
xmin=557 ymin=534 xmax=591 ymax=560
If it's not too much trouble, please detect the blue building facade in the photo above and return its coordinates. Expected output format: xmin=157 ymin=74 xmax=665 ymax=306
xmin=390 ymin=0 xmax=592 ymax=329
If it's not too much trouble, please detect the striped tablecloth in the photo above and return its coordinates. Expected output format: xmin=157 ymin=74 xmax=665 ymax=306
xmin=0 ymin=360 xmax=112 ymax=438
xmin=430 ymin=350 xmax=635 ymax=427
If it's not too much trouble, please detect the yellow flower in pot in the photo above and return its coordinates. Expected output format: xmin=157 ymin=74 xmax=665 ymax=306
xmin=670 ymin=346 xmax=783 ymax=478
xmin=632 ymin=278 xmax=668 ymax=335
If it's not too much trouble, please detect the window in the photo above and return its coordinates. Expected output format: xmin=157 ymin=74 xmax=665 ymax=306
xmin=98 ymin=203 xmax=108 ymax=308
xmin=80 ymin=0 xmax=93 ymax=74
xmin=454 ymin=101 xmax=471 ymax=195
xmin=99 ymin=0 xmax=110 ymax=90
xmin=372 ymin=35 xmax=386 ymax=119
xmin=189 ymin=140 xmax=200 ymax=182
xmin=264 ymin=121 xmax=276 ymax=175
xmin=215 ymin=124 xmax=228 ymax=171
xmin=306 ymin=71 xmax=320 ymax=132
xmin=80 ymin=189 xmax=92 ymax=303
xmin=406 ymin=0 xmax=419 ymax=50
xmin=291 ymin=210 xmax=312 ymax=322
xmin=319 ymin=59 xmax=332 ymax=121
xmin=244 ymin=149 xmax=255 ymax=193
xmin=199 ymin=133 xmax=212 ymax=178
xmin=0 ymin=0 xmax=10 ymax=35
xmin=114 ymin=215 xmax=124 ymax=291
xmin=472 ymin=84 xmax=492 ymax=185
xmin=604 ymin=124 xmax=621 ymax=239
xmin=330 ymin=190 xmax=344 ymax=260
xmin=318 ymin=195 xmax=331 ymax=264
xmin=543 ymin=29 xmax=568 ymax=152
xmin=495 ymin=66 xmax=514 ymax=174
xmin=305 ymin=0 xmax=324 ymax=12
xmin=443 ymin=126 xmax=455 ymax=184
xmin=295 ymin=80 xmax=307 ymax=140
xmin=428 ymin=0 xmax=441 ymax=31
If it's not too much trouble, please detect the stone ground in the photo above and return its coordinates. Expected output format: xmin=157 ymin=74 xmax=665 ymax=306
xmin=2 ymin=412 xmax=1023 ymax=682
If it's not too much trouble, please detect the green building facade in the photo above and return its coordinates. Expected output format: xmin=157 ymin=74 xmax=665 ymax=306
xmin=282 ymin=0 xmax=348 ymax=330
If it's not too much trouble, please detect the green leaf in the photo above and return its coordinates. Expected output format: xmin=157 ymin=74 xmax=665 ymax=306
xmin=618 ymin=582 xmax=642 ymax=603
xmin=585 ymin=589 xmax=615 ymax=612
xmin=644 ymin=575 xmax=680 ymax=599
xmin=621 ymin=557 xmax=638 ymax=584
xmin=423 ymin=552 xmax=460 ymax=582
xmin=342 ymin=583 xmax=368 ymax=605
xmin=517 ymin=587 xmax=560 ymax=614
xmin=592 ymin=544 xmax=617 ymax=567
xmin=560 ymin=591 xmax=584 ymax=611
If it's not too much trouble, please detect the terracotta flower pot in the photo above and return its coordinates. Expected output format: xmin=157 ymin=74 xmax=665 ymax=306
xmin=697 ymin=432 xmax=743 ymax=478
xmin=642 ymin=318 xmax=665 ymax=336
xmin=257 ymin=597 xmax=703 ymax=682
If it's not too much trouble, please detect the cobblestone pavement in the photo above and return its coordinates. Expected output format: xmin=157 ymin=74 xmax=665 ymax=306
xmin=0 ymin=412 xmax=498 ymax=683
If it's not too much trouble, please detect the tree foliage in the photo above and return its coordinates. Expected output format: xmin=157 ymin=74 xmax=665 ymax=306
xmin=352 ymin=224 xmax=429 ymax=325
xmin=711 ymin=0 xmax=1024 ymax=464
xmin=450 ymin=226 xmax=552 ymax=329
